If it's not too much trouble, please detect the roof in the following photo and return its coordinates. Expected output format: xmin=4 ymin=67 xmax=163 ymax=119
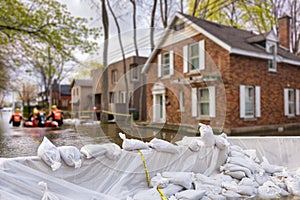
xmin=142 ymin=12 xmax=300 ymax=73
xmin=60 ymin=85 xmax=71 ymax=95
xmin=71 ymin=79 xmax=92 ymax=88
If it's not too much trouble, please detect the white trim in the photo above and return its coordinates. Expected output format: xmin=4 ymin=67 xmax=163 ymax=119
xmin=296 ymin=89 xmax=300 ymax=115
xmin=191 ymin=88 xmax=197 ymax=117
xmin=255 ymin=86 xmax=261 ymax=117
xmin=199 ymin=40 xmax=205 ymax=70
xmin=240 ymin=85 xmax=246 ymax=118
xmin=284 ymin=88 xmax=290 ymax=116
xmin=170 ymin=50 xmax=174 ymax=75
xmin=183 ymin=45 xmax=188 ymax=73
xmin=157 ymin=54 xmax=162 ymax=78
xmin=208 ymin=86 xmax=216 ymax=117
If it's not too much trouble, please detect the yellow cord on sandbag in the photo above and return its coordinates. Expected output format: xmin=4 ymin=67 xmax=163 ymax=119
xmin=157 ymin=187 xmax=168 ymax=200
xmin=137 ymin=149 xmax=151 ymax=186
xmin=137 ymin=149 xmax=168 ymax=200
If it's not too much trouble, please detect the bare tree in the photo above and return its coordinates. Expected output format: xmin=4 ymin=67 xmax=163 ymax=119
xmin=130 ymin=0 xmax=139 ymax=56
xmin=150 ymin=0 xmax=158 ymax=51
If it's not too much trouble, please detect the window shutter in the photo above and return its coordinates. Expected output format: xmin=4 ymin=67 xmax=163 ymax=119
xmin=170 ymin=50 xmax=174 ymax=75
xmin=255 ymin=86 xmax=261 ymax=117
xmin=240 ymin=85 xmax=246 ymax=118
xmin=158 ymin=54 xmax=162 ymax=78
xmin=183 ymin=45 xmax=188 ymax=73
xmin=284 ymin=88 xmax=289 ymax=116
xmin=192 ymin=88 xmax=197 ymax=117
xmin=199 ymin=40 xmax=205 ymax=70
xmin=208 ymin=86 xmax=216 ymax=118
xmin=296 ymin=89 xmax=300 ymax=115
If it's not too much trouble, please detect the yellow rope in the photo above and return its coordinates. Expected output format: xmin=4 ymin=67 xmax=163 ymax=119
xmin=137 ymin=149 xmax=151 ymax=186
xmin=101 ymin=110 xmax=132 ymax=117
xmin=137 ymin=149 xmax=168 ymax=200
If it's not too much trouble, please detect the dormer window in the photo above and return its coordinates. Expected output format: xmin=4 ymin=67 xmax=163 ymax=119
xmin=266 ymin=41 xmax=277 ymax=72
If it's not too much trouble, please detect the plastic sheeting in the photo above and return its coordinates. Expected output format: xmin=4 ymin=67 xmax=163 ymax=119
xmin=228 ymin=136 xmax=300 ymax=170
xmin=0 ymin=143 xmax=227 ymax=199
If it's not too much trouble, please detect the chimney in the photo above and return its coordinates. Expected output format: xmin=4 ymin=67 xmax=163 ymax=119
xmin=278 ymin=15 xmax=291 ymax=49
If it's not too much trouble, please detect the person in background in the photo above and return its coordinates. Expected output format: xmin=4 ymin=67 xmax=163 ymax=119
xmin=24 ymin=108 xmax=42 ymax=127
xmin=46 ymin=105 xmax=63 ymax=127
xmin=9 ymin=108 xmax=25 ymax=127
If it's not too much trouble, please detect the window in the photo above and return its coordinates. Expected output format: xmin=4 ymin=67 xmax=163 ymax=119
xmin=297 ymin=89 xmax=300 ymax=115
xmin=284 ymin=88 xmax=295 ymax=116
xmin=130 ymin=64 xmax=139 ymax=81
xmin=62 ymin=99 xmax=68 ymax=107
xmin=173 ymin=23 xmax=184 ymax=31
xmin=189 ymin=43 xmax=199 ymax=71
xmin=119 ymin=91 xmax=126 ymax=104
xmin=267 ymin=42 xmax=277 ymax=72
xmin=198 ymin=88 xmax=210 ymax=116
xmin=109 ymin=92 xmax=115 ymax=103
xmin=183 ymin=40 xmax=205 ymax=73
xmin=112 ymin=70 xmax=117 ymax=84
xmin=162 ymin=52 xmax=170 ymax=76
xmin=245 ymin=86 xmax=255 ymax=116
xmin=76 ymin=88 xmax=79 ymax=96
xmin=191 ymin=86 xmax=215 ymax=118
xmin=158 ymin=51 xmax=174 ymax=78
xmin=240 ymin=85 xmax=261 ymax=118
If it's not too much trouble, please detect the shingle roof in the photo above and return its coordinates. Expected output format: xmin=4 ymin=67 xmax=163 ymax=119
xmin=179 ymin=12 xmax=300 ymax=62
xmin=60 ymin=85 xmax=71 ymax=95
xmin=72 ymin=79 xmax=92 ymax=88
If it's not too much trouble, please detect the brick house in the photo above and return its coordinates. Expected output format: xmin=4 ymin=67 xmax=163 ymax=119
xmin=51 ymin=79 xmax=71 ymax=111
xmin=142 ymin=12 xmax=300 ymax=134
xmin=70 ymin=79 xmax=93 ymax=118
xmin=93 ymin=56 xmax=148 ymax=121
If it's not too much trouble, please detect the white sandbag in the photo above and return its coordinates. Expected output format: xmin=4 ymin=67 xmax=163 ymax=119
xmin=220 ymin=163 xmax=252 ymax=178
xmin=229 ymin=145 xmax=244 ymax=153
xmin=224 ymin=170 xmax=246 ymax=180
xmin=39 ymin=181 xmax=59 ymax=200
xmin=258 ymin=181 xmax=281 ymax=199
xmin=80 ymin=143 xmax=121 ymax=160
xmin=243 ymin=149 xmax=260 ymax=163
xmin=119 ymin=132 xmax=149 ymax=151
xmin=236 ymin=185 xmax=257 ymax=196
xmin=254 ymin=173 xmax=270 ymax=185
xmin=215 ymin=134 xmax=229 ymax=150
xmin=150 ymin=173 xmax=169 ymax=188
xmin=221 ymin=189 xmax=241 ymax=199
xmin=239 ymin=177 xmax=259 ymax=188
xmin=261 ymin=156 xmax=285 ymax=174
xmin=228 ymin=150 xmax=246 ymax=158
xmin=174 ymin=189 xmax=206 ymax=200
xmin=285 ymin=177 xmax=300 ymax=196
xmin=221 ymin=181 xmax=238 ymax=191
xmin=37 ymin=137 xmax=61 ymax=171
xmin=198 ymin=123 xmax=215 ymax=147
xmin=161 ymin=184 xmax=184 ymax=197
xmin=162 ymin=172 xmax=194 ymax=189
xmin=58 ymin=146 xmax=82 ymax=168
xmin=148 ymin=138 xmax=179 ymax=154
xmin=210 ymin=173 xmax=233 ymax=183
xmin=227 ymin=156 xmax=263 ymax=174
xmin=194 ymin=173 xmax=222 ymax=187
xmin=132 ymin=188 xmax=161 ymax=200
xmin=206 ymin=193 xmax=226 ymax=200
xmin=175 ymin=137 xmax=202 ymax=152
xmin=194 ymin=182 xmax=222 ymax=194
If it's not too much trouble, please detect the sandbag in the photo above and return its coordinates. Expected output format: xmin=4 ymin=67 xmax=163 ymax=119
xmin=58 ymin=146 xmax=82 ymax=168
xmin=148 ymin=138 xmax=179 ymax=154
xmin=174 ymin=189 xmax=206 ymax=200
xmin=198 ymin=123 xmax=215 ymax=147
xmin=162 ymin=172 xmax=194 ymax=189
xmin=80 ymin=143 xmax=121 ymax=160
xmin=119 ymin=133 xmax=149 ymax=151
xmin=37 ymin=137 xmax=61 ymax=171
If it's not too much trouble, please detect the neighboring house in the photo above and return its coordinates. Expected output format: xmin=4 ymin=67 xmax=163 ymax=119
xmin=51 ymin=79 xmax=71 ymax=111
xmin=70 ymin=79 xmax=93 ymax=118
xmin=93 ymin=56 xmax=148 ymax=121
xmin=142 ymin=12 xmax=300 ymax=134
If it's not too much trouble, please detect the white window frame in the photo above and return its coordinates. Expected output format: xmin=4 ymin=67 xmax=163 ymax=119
xmin=130 ymin=65 xmax=139 ymax=81
xmin=183 ymin=40 xmax=205 ymax=73
xmin=240 ymin=85 xmax=261 ymax=118
xmin=112 ymin=70 xmax=117 ymax=84
xmin=296 ymin=89 xmax=300 ymax=115
xmin=119 ymin=91 xmax=126 ymax=104
xmin=158 ymin=51 xmax=174 ymax=78
xmin=179 ymin=90 xmax=185 ymax=112
xmin=266 ymin=42 xmax=277 ymax=72
xmin=284 ymin=88 xmax=295 ymax=117
xmin=191 ymin=86 xmax=215 ymax=118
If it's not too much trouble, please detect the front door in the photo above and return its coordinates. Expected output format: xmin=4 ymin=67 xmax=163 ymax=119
xmin=153 ymin=94 xmax=166 ymax=122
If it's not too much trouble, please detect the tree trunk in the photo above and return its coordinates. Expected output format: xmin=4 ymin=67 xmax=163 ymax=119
xmin=130 ymin=0 xmax=139 ymax=56
xmin=101 ymin=0 xmax=109 ymax=122
xmin=150 ymin=0 xmax=158 ymax=51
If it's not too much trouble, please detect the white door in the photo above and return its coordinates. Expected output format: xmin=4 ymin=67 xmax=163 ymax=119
xmin=153 ymin=94 xmax=166 ymax=122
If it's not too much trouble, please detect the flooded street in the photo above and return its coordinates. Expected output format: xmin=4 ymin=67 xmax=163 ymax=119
xmin=0 ymin=111 xmax=189 ymax=158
